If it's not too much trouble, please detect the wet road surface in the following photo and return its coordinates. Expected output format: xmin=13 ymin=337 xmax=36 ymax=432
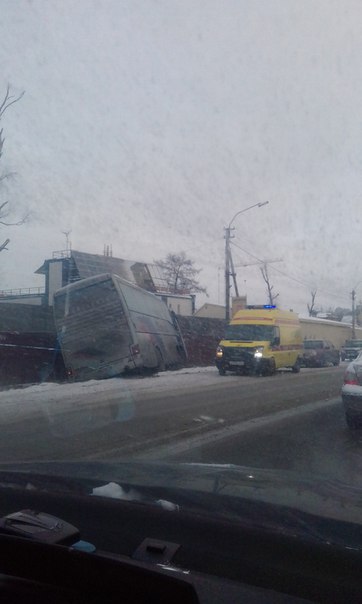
xmin=1 ymin=365 xmax=356 ymax=488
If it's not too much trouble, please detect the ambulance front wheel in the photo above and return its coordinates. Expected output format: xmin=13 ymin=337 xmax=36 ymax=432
xmin=267 ymin=359 xmax=276 ymax=376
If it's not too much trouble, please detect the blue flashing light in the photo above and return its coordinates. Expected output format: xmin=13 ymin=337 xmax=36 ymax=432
xmin=246 ymin=304 xmax=277 ymax=310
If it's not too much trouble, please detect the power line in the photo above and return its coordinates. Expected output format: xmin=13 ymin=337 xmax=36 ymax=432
xmin=162 ymin=236 xmax=351 ymax=305
xmin=230 ymin=240 xmax=350 ymax=303
xmin=231 ymin=240 xmax=313 ymax=289
xmin=270 ymin=264 xmax=350 ymax=302
xmin=230 ymin=240 xmax=263 ymax=263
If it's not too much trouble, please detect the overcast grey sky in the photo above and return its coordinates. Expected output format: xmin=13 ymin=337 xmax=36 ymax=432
xmin=0 ymin=0 xmax=361 ymax=313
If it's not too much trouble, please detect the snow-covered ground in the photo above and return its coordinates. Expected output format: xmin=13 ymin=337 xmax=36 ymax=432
xmin=0 ymin=366 xmax=230 ymax=424
xmin=0 ymin=366 xmax=220 ymax=402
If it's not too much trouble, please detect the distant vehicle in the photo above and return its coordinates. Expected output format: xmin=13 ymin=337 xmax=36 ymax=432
xmin=215 ymin=305 xmax=302 ymax=376
xmin=340 ymin=339 xmax=362 ymax=361
xmin=302 ymin=339 xmax=340 ymax=367
xmin=53 ymin=273 xmax=187 ymax=381
xmin=341 ymin=352 xmax=362 ymax=428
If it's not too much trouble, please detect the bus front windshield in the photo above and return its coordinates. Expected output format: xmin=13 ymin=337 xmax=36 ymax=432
xmin=224 ymin=324 xmax=276 ymax=342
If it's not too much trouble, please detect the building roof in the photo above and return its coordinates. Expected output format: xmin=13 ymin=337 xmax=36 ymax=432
xmin=36 ymin=250 xmax=166 ymax=293
xmin=194 ymin=303 xmax=225 ymax=319
xmin=72 ymin=251 xmax=152 ymax=285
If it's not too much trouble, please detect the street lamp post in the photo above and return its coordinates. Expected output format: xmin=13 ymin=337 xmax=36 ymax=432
xmin=352 ymin=289 xmax=356 ymax=339
xmin=351 ymin=282 xmax=362 ymax=339
xmin=224 ymin=201 xmax=269 ymax=321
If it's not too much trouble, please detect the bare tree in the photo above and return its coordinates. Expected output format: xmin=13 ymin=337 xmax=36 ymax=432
xmin=307 ymin=289 xmax=317 ymax=316
xmin=0 ymin=85 xmax=27 ymax=251
xmin=155 ymin=252 xmax=207 ymax=295
xmin=260 ymin=263 xmax=279 ymax=306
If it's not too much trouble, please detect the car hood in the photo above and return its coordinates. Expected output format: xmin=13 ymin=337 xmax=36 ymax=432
xmin=0 ymin=461 xmax=361 ymax=531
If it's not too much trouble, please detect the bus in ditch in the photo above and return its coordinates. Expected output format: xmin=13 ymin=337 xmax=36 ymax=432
xmin=53 ymin=273 xmax=187 ymax=381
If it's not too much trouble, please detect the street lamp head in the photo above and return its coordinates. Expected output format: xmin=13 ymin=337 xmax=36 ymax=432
xmin=228 ymin=200 xmax=270 ymax=228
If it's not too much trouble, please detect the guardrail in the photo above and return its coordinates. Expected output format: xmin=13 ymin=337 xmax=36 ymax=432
xmin=52 ymin=250 xmax=71 ymax=259
xmin=0 ymin=287 xmax=45 ymax=297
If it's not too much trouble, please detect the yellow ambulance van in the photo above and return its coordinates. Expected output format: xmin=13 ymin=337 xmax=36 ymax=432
xmin=215 ymin=305 xmax=302 ymax=376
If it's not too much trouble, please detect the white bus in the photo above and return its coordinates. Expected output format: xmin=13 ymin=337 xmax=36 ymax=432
xmin=53 ymin=273 xmax=187 ymax=380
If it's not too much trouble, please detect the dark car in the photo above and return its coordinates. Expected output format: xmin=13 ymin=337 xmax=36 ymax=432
xmin=340 ymin=339 xmax=362 ymax=362
xmin=302 ymin=339 xmax=340 ymax=367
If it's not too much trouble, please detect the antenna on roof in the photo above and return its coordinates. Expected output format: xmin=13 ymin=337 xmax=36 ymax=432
xmin=104 ymin=244 xmax=112 ymax=257
xmin=62 ymin=230 xmax=72 ymax=253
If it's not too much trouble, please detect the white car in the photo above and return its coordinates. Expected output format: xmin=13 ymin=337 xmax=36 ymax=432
xmin=341 ymin=352 xmax=362 ymax=428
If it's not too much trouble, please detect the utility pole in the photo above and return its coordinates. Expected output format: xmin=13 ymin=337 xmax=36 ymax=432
xmin=224 ymin=226 xmax=242 ymax=321
xmin=229 ymin=248 xmax=239 ymax=297
xmin=224 ymin=201 xmax=269 ymax=321
xmin=352 ymin=289 xmax=356 ymax=339
xmin=224 ymin=226 xmax=232 ymax=322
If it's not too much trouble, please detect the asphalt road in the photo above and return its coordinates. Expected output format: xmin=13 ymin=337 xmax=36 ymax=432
xmin=169 ymin=392 xmax=362 ymax=486
xmin=0 ymin=365 xmax=354 ymax=482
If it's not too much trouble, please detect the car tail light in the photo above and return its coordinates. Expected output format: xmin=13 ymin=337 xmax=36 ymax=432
xmin=343 ymin=368 xmax=359 ymax=385
xmin=130 ymin=344 xmax=140 ymax=356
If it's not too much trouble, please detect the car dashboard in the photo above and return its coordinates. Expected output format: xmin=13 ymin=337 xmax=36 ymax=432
xmin=0 ymin=473 xmax=360 ymax=603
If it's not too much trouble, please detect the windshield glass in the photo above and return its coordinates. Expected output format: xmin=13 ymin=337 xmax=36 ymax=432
xmin=304 ymin=340 xmax=323 ymax=349
xmin=225 ymin=324 xmax=275 ymax=342
xmin=345 ymin=340 xmax=362 ymax=347
xmin=1 ymin=0 xmax=362 ymax=559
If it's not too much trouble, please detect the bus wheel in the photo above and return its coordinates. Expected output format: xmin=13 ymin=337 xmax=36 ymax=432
xmin=155 ymin=348 xmax=166 ymax=372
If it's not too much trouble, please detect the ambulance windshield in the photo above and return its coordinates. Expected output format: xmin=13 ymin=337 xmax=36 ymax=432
xmin=224 ymin=324 xmax=276 ymax=342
